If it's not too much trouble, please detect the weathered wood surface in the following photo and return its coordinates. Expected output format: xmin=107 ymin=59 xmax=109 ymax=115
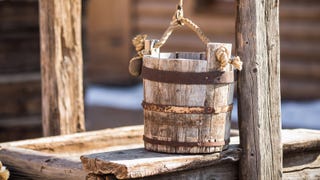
xmin=86 ymin=0 xmax=136 ymax=85
xmin=0 ymin=116 xmax=42 ymax=143
xmin=81 ymin=138 xmax=241 ymax=179
xmin=281 ymin=79 xmax=320 ymax=100
xmin=0 ymin=128 xmax=320 ymax=179
xmin=86 ymin=163 xmax=239 ymax=180
xmin=143 ymin=43 xmax=234 ymax=154
xmin=0 ymin=147 xmax=86 ymax=180
xmin=39 ymin=0 xmax=85 ymax=136
xmin=0 ymin=73 xmax=41 ymax=118
xmin=81 ymin=129 xmax=320 ymax=180
xmin=206 ymin=43 xmax=234 ymax=152
xmin=236 ymin=0 xmax=282 ymax=179
xmin=0 ymin=126 xmax=143 ymax=179
xmin=282 ymin=129 xmax=320 ymax=180
xmin=130 ymin=0 xmax=320 ymax=100
xmin=1 ymin=125 xmax=143 ymax=154
xmin=0 ymin=73 xmax=42 ymax=142
xmin=0 ymin=0 xmax=40 ymax=74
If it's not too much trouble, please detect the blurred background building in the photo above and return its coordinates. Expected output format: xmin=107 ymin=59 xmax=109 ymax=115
xmin=0 ymin=0 xmax=319 ymax=142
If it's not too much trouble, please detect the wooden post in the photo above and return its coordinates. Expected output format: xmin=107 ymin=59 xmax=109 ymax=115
xmin=39 ymin=0 xmax=85 ymax=136
xmin=236 ymin=0 xmax=282 ymax=179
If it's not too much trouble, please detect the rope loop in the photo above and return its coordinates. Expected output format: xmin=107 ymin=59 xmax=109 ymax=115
xmin=216 ymin=46 xmax=243 ymax=71
xmin=154 ymin=0 xmax=210 ymax=49
xmin=129 ymin=0 xmax=243 ymax=77
xmin=129 ymin=34 xmax=148 ymax=76
xmin=175 ymin=3 xmax=184 ymax=25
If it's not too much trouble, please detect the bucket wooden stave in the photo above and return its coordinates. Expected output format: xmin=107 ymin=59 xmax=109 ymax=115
xmin=142 ymin=43 xmax=234 ymax=154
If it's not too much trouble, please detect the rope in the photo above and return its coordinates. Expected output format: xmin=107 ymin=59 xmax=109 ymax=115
xmin=129 ymin=34 xmax=147 ymax=76
xmin=216 ymin=46 xmax=243 ymax=70
xmin=0 ymin=161 xmax=10 ymax=180
xmin=230 ymin=56 xmax=243 ymax=71
xmin=179 ymin=0 xmax=183 ymax=7
xmin=154 ymin=0 xmax=210 ymax=49
xmin=129 ymin=0 xmax=243 ymax=76
xmin=132 ymin=34 xmax=147 ymax=57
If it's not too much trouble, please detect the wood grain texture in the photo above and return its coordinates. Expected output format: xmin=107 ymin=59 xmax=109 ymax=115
xmin=0 ymin=116 xmax=42 ymax=143
xmin=131 ymin=0 xmax=320 ymax=100
xmin=0 ymin=147 xmax=86 ymax=180
xmin=138 ymin=162 xmax=239 ymax=180
xmin=85 ymin=0 xmax=135 ymax=85
xmin=81 ymin=129 xmax=320 ymax=179
xmin=39 ymin=0 xmax=85 ymax=136
xmin=143 ymin=43 xmax=234 ymax=154
xmin=0 ymin=73 xmax=41 ymax=118
xmin=0 ymin=128 xmax=319 ymax=179
xmin=81 ymin=138 xmax=241 ymax=179
xmin=1 ymin=125 xmax=143 ymax=154
xmin=0 ymin=0 xmax=40 ymax=74
xmin=0 ymin=125 xmax=143 ymax=179
xmin=236 ymin=0 xmax=282 ymax=179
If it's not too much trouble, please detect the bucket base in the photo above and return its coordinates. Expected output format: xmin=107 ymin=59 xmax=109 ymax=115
xmin=144 ymin=142 xmax=229 ymax=154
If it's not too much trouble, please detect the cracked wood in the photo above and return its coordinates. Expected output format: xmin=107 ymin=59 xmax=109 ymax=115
xmin=236 ymin=0 xmax=282 ymax=179
xmin=39 ymin=0 xmax=85 ymax=136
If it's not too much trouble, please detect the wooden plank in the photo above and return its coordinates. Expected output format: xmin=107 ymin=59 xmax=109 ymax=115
xmin=284 ymin=168 xmax=320 ymax=180
xmin=135 ymin=0 xmax=175 ymax=17
xmin=281 ymin=60 xmax=320 ymax=80
xmin=80 ymin=129 xmax=320 ymax=179
xmin=135 ymin=162 xmax=239 ymax=180
xmin=0 ymin=0 xmax=40 ymax=75
xmin=0 ymin=125 xmax=144 ymax=154
xmin=0 ymin=74 xmax=41 ymax=118
xmin=142 ymin=47 xmax=234 ymax=154
xmin=280 ymin=3 xmax=320 ymax=21
xmin=0 ymin=147 xmax=86 ymax=180
xmin=39 ymin=0 xmax=85 ymax=136
xmin=143 ymin=52 xmax=224 ymax=154
xmin=0 ymin=0 xmax=39 ymax=31
xmin=282 ymin=129 xmax=320 ymax=153
xmin=1 ymin=128 xmax=320 ymax=179
xmin=281 ymin=79 xmax=320 ymax=100
xmin=283 ymin=129 xmax=320 ymax=179
xmin=135 ymin=16 xmax=235 ymax=35
xmin=281 ymin=40 xmax=320 ymax=60
xmin=236 ymin=0 xmax=282 ymax=179
xmin=85 ymin=0 xmax=134 ymax=85
xmin=0 ymin=125 xmax=143 ymax=180
xmin=81 ymin=138 xmax=241 ymax=179
xmin=0 ymin=116 xmax=42 ymax=143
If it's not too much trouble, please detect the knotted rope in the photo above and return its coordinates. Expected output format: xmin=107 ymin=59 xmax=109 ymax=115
xmin=129 ymin=34 xmax=147 ymax=77
xmin=154 ymin=0 xmax=210 ymax=48
xmin=216 ymin=46 xmax=243 ymax=71
xmin=129 ymin=0 xmax=243 ymax=76
xmin=0 ymin=161 xmax=10 ymax=180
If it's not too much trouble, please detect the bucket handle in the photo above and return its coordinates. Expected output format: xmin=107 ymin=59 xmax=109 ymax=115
xmin=153 ymin=0 xmax=210 ymax=49
xmin=129 ymin=0 xmax=242 ymax=77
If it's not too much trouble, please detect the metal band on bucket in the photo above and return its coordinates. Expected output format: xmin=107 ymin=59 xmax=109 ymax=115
xmin=142 ymin=101 xmax=233 ymax=114
xmin=143 ymin=135 xmax=230 ymax=147
xmin=141 ymin=66 xmax=235 ymax=84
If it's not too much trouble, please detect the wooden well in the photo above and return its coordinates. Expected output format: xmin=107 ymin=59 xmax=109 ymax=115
xmin=142 ymin=42 xmax=234 ymax=154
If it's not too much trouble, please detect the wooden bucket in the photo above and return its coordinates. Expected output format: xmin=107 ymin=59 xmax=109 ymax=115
xmin=142 ymin=42 xmax=235 ymax=154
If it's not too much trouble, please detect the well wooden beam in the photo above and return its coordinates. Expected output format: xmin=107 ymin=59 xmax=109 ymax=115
xmin=236 ymin=0 xmax=282 ymax=179
xmin=39 ymin=0 xmax=85 ymax=136
xmin=1 ymin=128 xmax=319 ymax=179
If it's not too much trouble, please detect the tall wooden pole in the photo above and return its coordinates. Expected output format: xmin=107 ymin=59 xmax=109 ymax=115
xmin=236 ymin=0 xmax=282 ymax=179
xmin=39 ymin=0 xmax=85 ymax=136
